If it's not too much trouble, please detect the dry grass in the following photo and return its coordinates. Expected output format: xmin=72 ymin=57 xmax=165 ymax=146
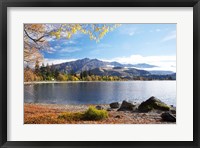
xmin=24 ymin=103 xmax=175 ymax=124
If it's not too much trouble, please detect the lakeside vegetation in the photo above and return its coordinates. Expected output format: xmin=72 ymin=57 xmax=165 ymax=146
xmin=24 ymin=62 xmax=125 ymax=82
xmin=58 ymin=106 xmax=108 ymax=121
xmin=24 ymin=96 xmax=176 ymax=124
xmin=24 ymin=60 xmax=175 ymax=82
xmin=24 ymin=104 xmax=109 ymax=124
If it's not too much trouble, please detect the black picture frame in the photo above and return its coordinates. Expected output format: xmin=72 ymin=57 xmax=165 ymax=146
xmin=0 ymin=0 xmax=200 ymax=148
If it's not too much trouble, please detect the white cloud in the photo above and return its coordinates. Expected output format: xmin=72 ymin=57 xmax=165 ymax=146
xmin=96 ymin=43 xmax=112 ymax=48
xmin=49 ymin=47 xmax=56 ymax=52
xmin=59 ymin=47 xmax=81 ymax=53
xmin=101 ymin=54 xmax=176 ymax=72
xmin=156 ymin=29 xmax=161 ymax=32
xmin=46 ymin=51 xmax=54 ymax=54
xmin=46 ymin=47 xmax=56 ymax=54
xmin=119 ymin=27 xmax=137 ymax=36
xmin=43 ymin=58 xmax=77 ymax=65
xmin=149 ymin=28 xmax=161 ymax=33
xmin=162 ymin=31 xmax=176 ymax=42
xmin=63 ymin=40 xmax=76 ymax=45
xmin=129 ymin=32 xmax=135 ymax=36
xmin=112 ymin=55 xmax=175 ymax=64
xmin=54 ymin=45 xmax=61 ymax=49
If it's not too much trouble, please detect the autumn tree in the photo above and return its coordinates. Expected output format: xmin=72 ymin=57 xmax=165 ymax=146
xmin=57 ymin=73 xmax=68 ymax=81
xmin=24 ymin=24 xmax=121 ymax=65
xmin=24 ymin=67 xmax=35 ymax=82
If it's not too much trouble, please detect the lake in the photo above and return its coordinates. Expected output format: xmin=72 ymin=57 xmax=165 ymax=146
xmin=24 ymin=81 xmax=176 ymax=106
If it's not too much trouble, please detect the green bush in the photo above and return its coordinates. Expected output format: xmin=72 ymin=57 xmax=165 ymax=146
xmin=58 ymin=106 xmax=108 ymax=121
xmin=83 ymin=106 xmax=108 ymax=120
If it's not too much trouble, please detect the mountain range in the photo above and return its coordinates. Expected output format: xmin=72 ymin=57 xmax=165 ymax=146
xmin=52 ymin=58 xmax=175 ymax=78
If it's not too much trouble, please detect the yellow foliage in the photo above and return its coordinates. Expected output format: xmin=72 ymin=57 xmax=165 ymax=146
xmin=57 ymin=73 xmax=68 ymax=81
xmin=71 ymin=76 xmax=79 ymax=81
xmin=24 ymin=24 xmax=121 ymax=66
xmin=75 ymin=24 xmax=82 ymax=30
xmin=72 ymin=28 xmax=77 ymax=34
xmin=83 ymin=106 xmax=108 ymax=120
xmin=67 ymin=33 xmax=72 ymax=39
xmin=95 ymin=27 xmax=100 ymax=32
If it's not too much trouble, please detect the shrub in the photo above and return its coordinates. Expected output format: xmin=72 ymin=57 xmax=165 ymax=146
xmin=83 ymin=106 xmax=108 ymax=120
xmin=58 ymin=106 xmax=108 ymax=121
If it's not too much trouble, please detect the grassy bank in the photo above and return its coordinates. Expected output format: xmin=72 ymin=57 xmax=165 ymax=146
xmin=24 ymin=103 xmax=175 ymax=124
xmin=24 ymin=80 xmax=175 ymax=84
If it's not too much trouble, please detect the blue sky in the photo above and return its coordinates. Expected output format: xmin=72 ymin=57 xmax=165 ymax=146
xmin=43 ymin=24 xmax=176 ymax=72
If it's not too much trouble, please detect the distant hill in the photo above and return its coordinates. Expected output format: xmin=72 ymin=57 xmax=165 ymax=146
xmin=89 ymin=67 xmax=150 ymax=78
xmin=148 ymin=70 xmax=175 ymax=75
xmin=130 ymin=63 xmax=157 ymax=68
xmin=52 ymin=58 xmax=175 ymax=79
xmin=53 ymin=58 xmax=157 ymax=73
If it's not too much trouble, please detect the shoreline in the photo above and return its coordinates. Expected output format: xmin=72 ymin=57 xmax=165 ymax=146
xmin=24 ymin=80 xmax=176 ymax=84
xmin=24 ymin=103 xmax=176 ymax=124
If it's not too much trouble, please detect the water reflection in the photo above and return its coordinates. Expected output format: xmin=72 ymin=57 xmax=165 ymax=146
xmin=24 ymin=81 xmax=176 ymax=106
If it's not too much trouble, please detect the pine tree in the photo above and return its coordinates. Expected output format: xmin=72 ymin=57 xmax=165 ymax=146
xmin=34 ymin=60 xmax=40 ymax=75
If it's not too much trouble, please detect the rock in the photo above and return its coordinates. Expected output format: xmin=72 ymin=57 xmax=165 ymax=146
xmin=117 ymin=100 xmax=136 ymax=111
xmin=170 ymin=106 xmax=176 ymax=114
xmin=110 ymin=102 xmax=120 ymax=108
xmin=170 ymin=108 xmax=176 ymax=114
xmin=115 ymin=115 xmax=121 ymax=118
xmin=138 ymin=96 xmax=170 ymax=112
xmin=95 ymin=105 xmax=104 ymax=110
xmin=107 ymin=108 xmax=112 ymax=111
xmin=161 ymin=112 xmax=176 ymax=122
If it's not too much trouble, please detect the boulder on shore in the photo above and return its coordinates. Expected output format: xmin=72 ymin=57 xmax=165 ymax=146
xmin=95 ymin=105 xmax=104 ymax=110
xmin=117 ymin=100 xmax=136 ymax=111
xmin=161 ymin=112 xmax=176 ymax=122
xmin=115 ymin=115 xmax=121 ymax=118
xmin=138 ymin=96 xmax=170 ymax=112
xmin=107 ymin=108 xmax=113 ymax=111
xmin=110 ymin=102 xmax=120 ymax=108
xmin=170 ymin=108 xmax=176 ymax=114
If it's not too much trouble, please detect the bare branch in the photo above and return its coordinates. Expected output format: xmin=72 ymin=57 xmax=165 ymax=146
xmin=24 ymin=28 xmax=48 ymax=43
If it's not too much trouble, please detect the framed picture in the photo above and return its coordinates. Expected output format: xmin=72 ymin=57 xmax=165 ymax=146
xmin=0 ymin=0 xmax=200 ymax=147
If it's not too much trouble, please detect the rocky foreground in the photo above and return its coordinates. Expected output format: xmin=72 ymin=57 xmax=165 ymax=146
xmin=24 ymin=96 xmax=176 ymax=124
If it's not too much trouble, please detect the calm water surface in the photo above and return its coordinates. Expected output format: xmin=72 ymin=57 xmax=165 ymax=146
xmin=24 ymin=81 xmax=176 ymax=106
